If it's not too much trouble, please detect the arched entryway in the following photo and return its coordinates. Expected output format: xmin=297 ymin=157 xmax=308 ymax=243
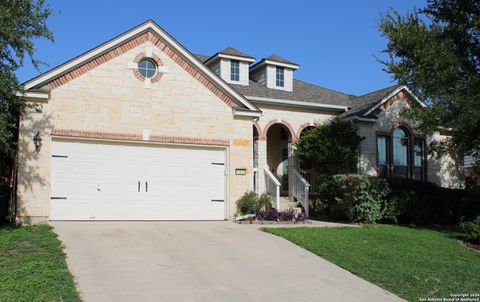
xmin=265 ymin=123 xmax=294 ymax=195
xmin=297 ymin=124 xmax=315 ymax=140
xmin=298 ymin=125 xmax=315 ymax=139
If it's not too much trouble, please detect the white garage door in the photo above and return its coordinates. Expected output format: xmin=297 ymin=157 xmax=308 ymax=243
xmin=50 ymin=140 xmax=226 ymax=220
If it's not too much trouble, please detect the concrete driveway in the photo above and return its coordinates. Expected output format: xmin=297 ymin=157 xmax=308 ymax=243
xmin=53 ymin=222 xmax=404 ymax=302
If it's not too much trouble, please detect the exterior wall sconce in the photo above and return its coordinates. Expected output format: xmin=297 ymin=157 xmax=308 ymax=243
xmin=33 ymin=131 xmax=42 ymax=152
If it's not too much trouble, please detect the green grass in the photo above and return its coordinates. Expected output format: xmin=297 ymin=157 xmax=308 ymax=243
xmin=0 ymin=225 xmax=81 ymax=302
xmin=265 ymin=225 xmax=480 ymax=302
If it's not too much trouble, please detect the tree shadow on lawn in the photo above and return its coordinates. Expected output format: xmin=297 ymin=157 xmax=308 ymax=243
xmin=399 ymin=223 xmax=480 ymax=251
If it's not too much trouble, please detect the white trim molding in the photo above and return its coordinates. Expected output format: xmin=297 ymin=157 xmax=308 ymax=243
xmin=344 ymin=116 xmax=377 ymax=123
xmin=15 ymin=91 xmax=50 ymax=101
xmin=205 ymin=53 xmax=256 ymax=65
xmin=263 ymin=59 xmax=299 ymax=70
xmin=250 ymin=60 xmax=299 ymax=72
xmin=232 ymin=108 xmax=262 ymax=117
xmin=246 ymin=95 xmax=349 ymax=111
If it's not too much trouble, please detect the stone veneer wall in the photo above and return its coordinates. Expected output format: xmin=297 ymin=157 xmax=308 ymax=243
xmin=17 ymin=40 xmax=253 ymax=222
xmin=254 ymin=103 xmax=339 ymax=194
xmin=356 ymin=92 xmax=463 ymax=188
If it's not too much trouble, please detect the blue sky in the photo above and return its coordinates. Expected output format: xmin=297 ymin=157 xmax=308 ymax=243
xmin=16 ymin=0 xmax=426 ymax=96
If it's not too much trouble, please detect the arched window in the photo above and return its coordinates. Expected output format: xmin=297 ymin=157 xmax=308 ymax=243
xmin=376 ymin=126 xmax=426 ymax=180
xmin=392 ymin=128 xmax=409 ymax=178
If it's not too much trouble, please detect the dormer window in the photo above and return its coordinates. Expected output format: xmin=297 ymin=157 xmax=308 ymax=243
xmin=249 ymin=55 xmax=299 ymax=92
xmin=203 ymin=47 xmax=255 ymax=86
xmin=275 ymin=67 xmax=284 ymax=87
xmin=231 ymin=60 xmax=240 ymax=81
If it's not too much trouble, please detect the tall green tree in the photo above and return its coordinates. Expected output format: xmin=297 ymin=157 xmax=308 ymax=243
xmin=379 ymin=0 xmax=480 ymax=165
xmin=0 ymin=0 xmax=53 ymax=178
xmin=295 ymin=118 xmax=363 ymax=175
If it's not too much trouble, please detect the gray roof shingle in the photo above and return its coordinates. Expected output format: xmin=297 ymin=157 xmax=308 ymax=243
xmin=194 ymin=53 xmax=400 ymax=114
xmin=339 ymin=85 xmax=400 ymax=118
xmin=195 ymin=54 xmax=210 ymax=62
xmin=231 ymin=79 xmax=353 ymax=107
xmin=265 ymin=54 xmax=298 ymax=66
xmin=202 ymin=48 xmax=255 ymax=64
xmin=218 ymin=47 xmax=254 ymax=59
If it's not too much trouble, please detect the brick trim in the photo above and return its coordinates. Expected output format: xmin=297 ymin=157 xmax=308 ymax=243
xmin=261 ymin=120 xmax=297 ymax=141
xmin=296 ymin=122 xmax=316 ymax=139
xmin=51 ymin=129 xmax=230 ymax=147
xmin=375 ymin=90 xmax=415 ymax=114
xmin=253 ymin=121 xmax=262 ymax=139
xmin=47 ymin=31 xmax=236 ymax=107
xmin=133 ymin=53 xmax=164 ymax=83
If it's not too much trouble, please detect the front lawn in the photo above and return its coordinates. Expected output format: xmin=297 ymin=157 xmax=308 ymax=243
xmin=265 ymin=225 xmax=480 ymax=302
xmin=0 ymin=225 xmax=81 ymax=302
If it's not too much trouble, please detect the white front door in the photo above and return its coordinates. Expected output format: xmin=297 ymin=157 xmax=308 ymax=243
xmin=50 ymin=139 xmax=226 ymax=220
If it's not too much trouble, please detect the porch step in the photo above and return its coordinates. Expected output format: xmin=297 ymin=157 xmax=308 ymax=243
xmin=278 ymin=197 xmax=303 ymax=214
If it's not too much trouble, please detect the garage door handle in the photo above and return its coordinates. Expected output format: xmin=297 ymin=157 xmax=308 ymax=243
xmin=138 ymin=181 xmax=140 ymax=192
xmin=145 ymin=181 xmax=148 ymax=192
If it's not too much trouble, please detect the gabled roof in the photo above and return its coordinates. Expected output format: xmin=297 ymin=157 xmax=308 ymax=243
xmin=218 ymin=47 xmax=254 ymax=59
xmin=250 ymin=54 xmax=299 ymax=71
xmin=203 ymin=47 xmax=255 ymax=65
xmin=21 ymin=20 xmax=260 ymax=114
xmin=339 ymin=85 xmax=426 ymax=119
xmin=194 ymin=54 xmax=210 ymax=63
xmin=339 ymin=85 xmax=400 ymax=118
xmin=265 ymin=54 xmax=297 ymax=66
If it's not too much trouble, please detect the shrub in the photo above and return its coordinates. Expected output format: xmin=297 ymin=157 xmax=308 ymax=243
xmin=459 ymin=216 xmax=480 ymax=244
xmin=295 ymin=118 xmax=363 ymax=175
xmin=459 ymin=188 xmax=480 ymax=222
xmin=316 ymin=175 xmax=480 ymax=225
xmin=316 ymin=174 xmax=390 ymax=223
xmin=0 ymin=184 xmax=10 ymax=221
xmin=308 ymin=198 xmax=327 ymax=217
xmin=236 ymin=191 xmax=271 ymax=215
xmin=387 ymin=178 xmax=479 ymax=225
xmin=381 ymin=195 xmax=406 ymax=224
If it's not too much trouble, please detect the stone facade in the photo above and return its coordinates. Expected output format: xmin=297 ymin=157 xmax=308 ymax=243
xmin=356 ymin=91 xmax=463 ymax=188
xmin=16 ymin=23 xmax=465 ymax=223
xmin=254 ymin=103 xmax=339 ymax=194
xmin=17 ymin=40 xmax=254 ymax=222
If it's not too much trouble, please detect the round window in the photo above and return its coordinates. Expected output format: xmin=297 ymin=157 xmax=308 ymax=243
xmin=137 ymin=58 xmax=157 ymax=78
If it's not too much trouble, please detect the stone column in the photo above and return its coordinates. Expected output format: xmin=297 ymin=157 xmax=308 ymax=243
xmin=257 ymin=139 xmax=268 ymax=193
xmin=288 ymin=142 xmax=297 ymax=198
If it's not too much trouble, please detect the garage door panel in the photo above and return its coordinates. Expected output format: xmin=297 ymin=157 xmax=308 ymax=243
xmin=50 ymin=140 xmax=226 ymax=220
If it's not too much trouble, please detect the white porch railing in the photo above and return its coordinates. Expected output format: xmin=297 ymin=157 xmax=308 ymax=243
xmin=264 ymin=168 xmax=280 ymax=210
xmin=300 ymin=169 xmax=318 ymax=195
xmin=293 ymin=169 xmax=310 ymax=217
